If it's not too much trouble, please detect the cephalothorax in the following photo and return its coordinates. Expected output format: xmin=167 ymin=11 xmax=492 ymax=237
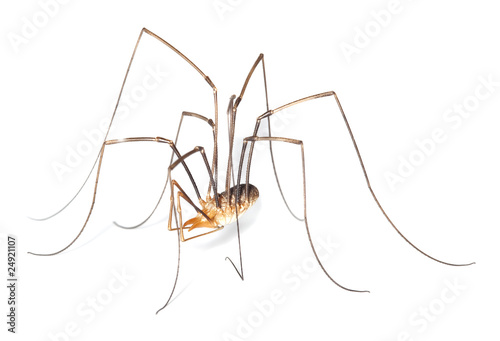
xmin=29 ymin=28 xmax=474 ymax=314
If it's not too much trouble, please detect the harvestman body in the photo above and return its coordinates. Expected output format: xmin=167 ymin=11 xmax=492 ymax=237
xmin=29 ymin=28 xmax=474 ymax=314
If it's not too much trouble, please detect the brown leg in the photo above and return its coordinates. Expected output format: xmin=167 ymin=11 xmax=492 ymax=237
xmin=29 ymin=27 xmax=220 ymax=222
xmin=157 ymin=147 xmax=225 ymax=314
xmin=233 ymin=136 xmax=369 ymax=293
xmin=28 ymin=136 xmax=192 ymax=256
xmin=166 ymin=146 xmax=223 ymax=241
xmin=114 ymin=111 xmax=216 ymax=229
xmin=244 ymin=92 xmax=474 ymax=267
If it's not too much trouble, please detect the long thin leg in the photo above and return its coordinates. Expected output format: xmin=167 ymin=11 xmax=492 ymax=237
xmin=267 ymin=120 xmax=305 ymax=222
xmin=228 ymin=53 xmax=302 ymax=221
xmin=232 ymin=136 xmax=369 ymax=293
xmin=226 ymin=95 xmax=237 ymax=188
xmin=30 ymin=27 xmax=220 ymax=220
xmin=157 ymin=150 xmax=223 ymax=314
xmin=29 ymin=142 xmax=106 ymax=255
xmin=224 ymin=54 xmax=304 ymax=278
xmin=156 ymin=179 xmax=222 ymax=314
xmin=250 ymin=92 xmax=474 ymax=267
xmin=224 ymin=54 xmax=270 ymax=199
xmin=28 ymin=30 xmax=147 ymax=221
xmin=223 ymin=53 xmax=292 ymax=278
xmin=28 ymin=137 xmax=198 ymax=256
xmin=156 ymin=226 xmax=181 ymax=315
xmin=114 ymin=111 xmax=216 ymax=229
xmin=156 ymin=180 xmax=218 ymax=314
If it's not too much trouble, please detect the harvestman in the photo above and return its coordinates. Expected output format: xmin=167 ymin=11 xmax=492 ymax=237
xmin=29 ymin=28 xmax=474 ymax=314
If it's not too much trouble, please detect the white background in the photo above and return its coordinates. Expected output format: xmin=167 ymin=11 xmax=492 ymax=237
xmin=1 ymin=0 xmax=499 ymax=340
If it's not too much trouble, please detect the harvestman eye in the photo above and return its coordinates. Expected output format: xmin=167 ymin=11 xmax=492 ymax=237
xmin=29 ymin=28 xmax=475 ymax=314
